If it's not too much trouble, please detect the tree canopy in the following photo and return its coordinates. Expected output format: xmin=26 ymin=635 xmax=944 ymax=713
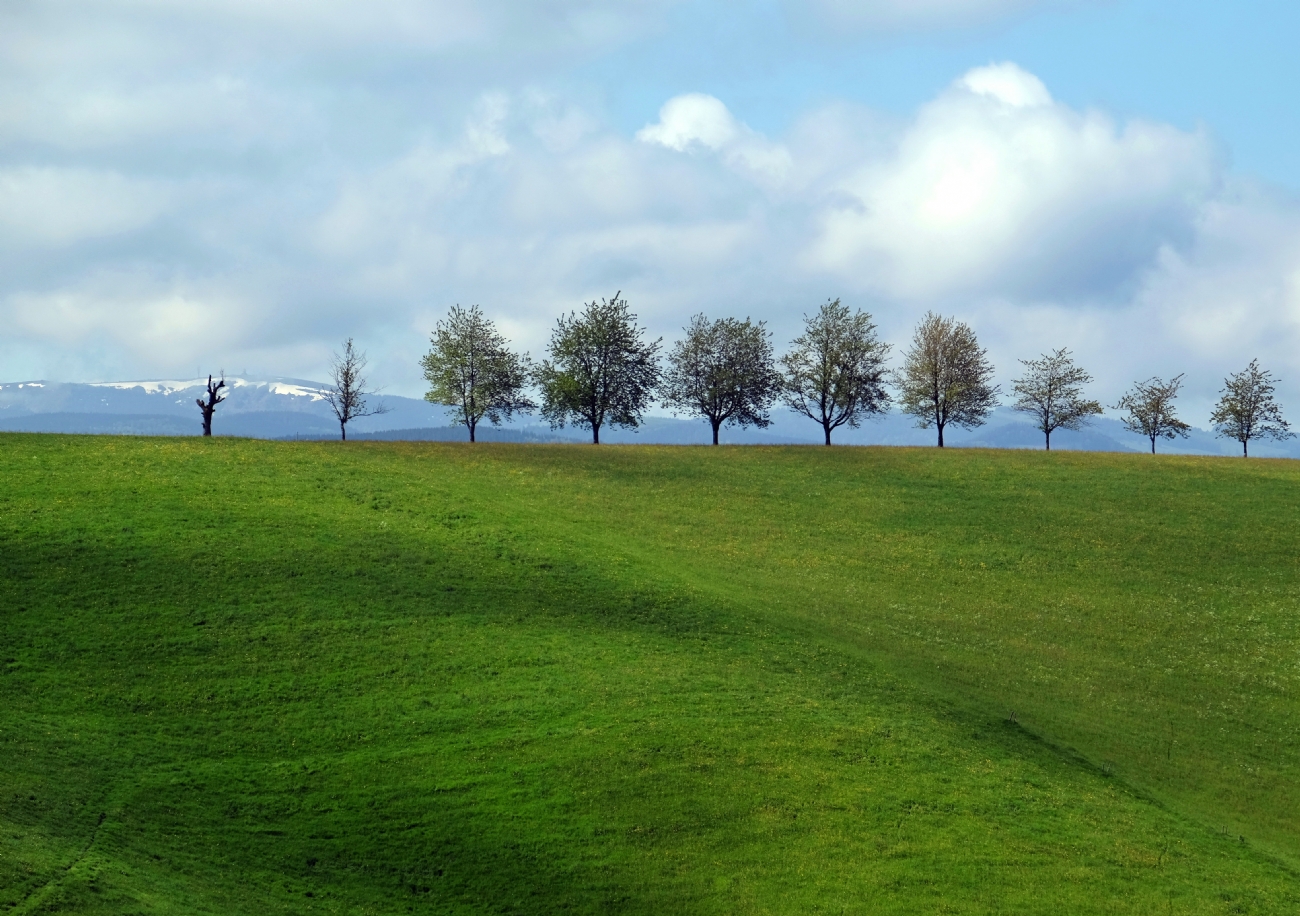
xmin=779 ymin=299 xmax=891 ymax=446
xmin=1209 ymin=359 xmax=1294 ymax=457
xmin=536 ymin=293 xmax=662 ymax=444
xmin=1114 ymin=375 xmax=1191 ymax=454
xmin=421 ymin=305 xmax=534 ymax=443
xmin=663 ymin=315 xmax=780 ymax=445
xmin=895 ymin=312 xmax=998 ymax=447
xmin=1010 ymin=348 xmax=1102 ymax=451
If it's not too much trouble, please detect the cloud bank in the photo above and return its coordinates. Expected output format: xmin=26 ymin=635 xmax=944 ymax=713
xmin=0 ymin=0 xmax=1297 ymax=425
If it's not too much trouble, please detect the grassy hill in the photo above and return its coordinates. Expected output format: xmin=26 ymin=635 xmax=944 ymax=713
xmin=2 ymin=434 xmax=1298 ymax=914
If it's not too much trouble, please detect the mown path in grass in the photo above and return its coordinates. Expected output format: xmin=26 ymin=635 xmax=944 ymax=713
xmin=1 ymin=435 xmax=1297 ymax=914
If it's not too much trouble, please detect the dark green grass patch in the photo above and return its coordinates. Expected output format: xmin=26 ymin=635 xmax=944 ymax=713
xmin=2 ymin=435 xmax=1298 ymax=913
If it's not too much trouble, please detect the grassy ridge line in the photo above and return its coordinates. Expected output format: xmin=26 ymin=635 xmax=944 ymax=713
xmin=1 ymin=434 xmax=1297 ymax=913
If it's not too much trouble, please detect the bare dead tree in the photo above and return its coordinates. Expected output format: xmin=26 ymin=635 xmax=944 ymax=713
xmin=323 ymin=338 xmax=390 ymax=441
xmin=196 ymin=374 xmax=227 ymax=436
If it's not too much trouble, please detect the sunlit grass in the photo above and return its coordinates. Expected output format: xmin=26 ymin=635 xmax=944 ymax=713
xmin=2 ymin=435 xmax=1298 ymax=913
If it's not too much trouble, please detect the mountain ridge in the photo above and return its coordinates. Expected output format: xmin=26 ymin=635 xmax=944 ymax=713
xmin=1 ymin=377 xmax=1296 ymax=457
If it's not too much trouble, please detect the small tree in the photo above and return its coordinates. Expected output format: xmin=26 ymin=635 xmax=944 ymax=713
xmin=195 ymin=374 xmax=227 ymax=437
xmin=323 ymin=338 xmax=390 ymax=441
xmin=1010 ymin=348 xmax=1102 ymax=451
xmin=663 ymin=315 xmax=781 ymax=445
xmin=1209 ymin=359 xmax=1294 ymax=457
xmin=895 ymin=312 xmax=999 ymax=447
xmin=421 ymin=305 xmax=534 ymax=443
xmin=779 ymin=299 xmax=891 ymax=446
xmin=1114 ymin=374 xmax=1190 ymax=454
xmin=536 ymin=292 xmax=662 ymax=444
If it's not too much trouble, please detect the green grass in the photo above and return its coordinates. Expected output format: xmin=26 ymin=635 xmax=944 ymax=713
xmin=2 ymin=434 xmax=1299 ymax=913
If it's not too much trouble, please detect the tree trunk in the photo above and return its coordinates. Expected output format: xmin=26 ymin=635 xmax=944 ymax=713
xmin=1150 ymin=435 xmax=1156 ymax=455
xmin=824 ymin=424 xmax=832 ymax=446
xmin=341 ymin=421 xmax=347 ymax=442
xmin=1045 ymin=429 xmax=1051 ymax=451
xmin=593 ymin=424 xmax=600 ymax=445
xmin=201 ymin=408 xmax=213 ymax=436
xmin=469 ymin=420 xmax=476 ymax=443
xmin=937 ymin=423 xmax=945 ymax=448
xmin=1243 ymin=439 xmax=1248 ymax=457
xmin=711 ymin=419 xmax=721 ymax=446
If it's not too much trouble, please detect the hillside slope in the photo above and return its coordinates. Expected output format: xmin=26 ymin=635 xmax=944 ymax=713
xmin=2 ymin=436 xmax=1298 ymax=913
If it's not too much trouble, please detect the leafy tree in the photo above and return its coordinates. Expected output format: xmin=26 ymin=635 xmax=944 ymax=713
xmin=421 ymin=305 xmax=534 ymax=443
xmin=663 ymin=315 xmax=780 ymax=445
xmin=779 ymin=299 xmax=891 ymax=446
xmin=536 ymin=292 xmax=662 ymax=444
xmin=195 ymin=374 xmax=227 ymax=437
xmin=1114 ymin=374 xmax=1190 ymax=454
xmin=895 ymin=312 xmax=999 ymax=447
xmin=1010 ymin=348 xmax=1102 ymax=451
xmin=1209 ymin=359 xmax=1294 ymax=457
xmin=323 ymin=338 xmax=390 ymax=441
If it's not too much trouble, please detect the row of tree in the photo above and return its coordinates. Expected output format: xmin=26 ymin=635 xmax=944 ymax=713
xmin=419 ymin=295 xmax=1294 ymax=455
xmin=193 ymin=295 xmax=1292 ymax=454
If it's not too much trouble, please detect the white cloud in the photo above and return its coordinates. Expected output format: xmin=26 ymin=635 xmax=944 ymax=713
xmin=1134 ymin=187 xmax=1300 ymax=377
xmin=3 ymin=19 xmax=1300 ymax=425
xmin=958 ymin=62 xmax=1052 ymax=108
xmin=809 ymin=63 xmax=1221 ymax=300
xmin=7 ymin=275 xmax=250 ymax=359
xmin=0 ymin=167 xmax=172 ymax=246
xmin=637 ymin=94 xmax=795 ymax=187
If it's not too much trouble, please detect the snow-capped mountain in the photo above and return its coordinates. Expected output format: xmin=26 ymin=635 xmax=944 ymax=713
xmin=0 ymin=377 xmax=1296 ymax=457
xmin=0 ymin=377 xmax=446 ymax=438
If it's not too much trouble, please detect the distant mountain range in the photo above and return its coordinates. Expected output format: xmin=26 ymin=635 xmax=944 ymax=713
xmin=1 ymin=377 xmax=1296 ymax=458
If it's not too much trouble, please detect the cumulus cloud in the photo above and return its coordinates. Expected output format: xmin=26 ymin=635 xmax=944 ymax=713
xmin=2 ymin=0 xmax=1298 ymax=426
xmin=1134 ymin=188 xmax=1300 ymax=377
xmin=809 ymin=63 xmax=1221 ymax=300
xmin=637 ymin=94 xmax=795 ymax=188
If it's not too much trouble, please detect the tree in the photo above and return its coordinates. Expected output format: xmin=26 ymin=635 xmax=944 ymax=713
xmin=323 ymin=338 xmax=390 ymax=441
xmin=536 ymin=292 xmax=661 ymax=444
xmin=1010 ymin=348 xmax=1102 ymax=451
xmin=1209 ymin=359 xmax=1294 ymax=457
xmin=895 ymin=312 xmax=999 ymax=447
xmin=779 ymin=299 xmax=891 ymax=446
xmin=421 ymin=305 xmax=534 ymax=443
xmin=662 ymin=315 xmax=781 ymax=445
xmin=195 ymin=374 xmax=227 ymax=437
xmin=1114 ymin=374 xmax=1190 ymax=454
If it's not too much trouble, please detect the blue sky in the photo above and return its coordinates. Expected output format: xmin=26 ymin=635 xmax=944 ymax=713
xmin=1 ymin=0 xmax=1298 ymax=420
xmin=589 ymin=0 xmax=1300 ymax=184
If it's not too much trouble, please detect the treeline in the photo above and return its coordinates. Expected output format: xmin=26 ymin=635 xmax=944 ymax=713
xmin=417 ymin=294 xmax=1294 ymax=456
xmin=195 ymin=294 xmax=1294 ymax=455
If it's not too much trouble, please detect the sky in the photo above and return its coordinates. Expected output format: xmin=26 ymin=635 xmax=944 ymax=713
xmin=2 ymin=0 xmax=1299 ymax=419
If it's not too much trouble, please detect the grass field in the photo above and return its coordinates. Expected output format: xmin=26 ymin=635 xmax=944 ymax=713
xmin=2 ymin=434 xmax=1299 ymax=913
